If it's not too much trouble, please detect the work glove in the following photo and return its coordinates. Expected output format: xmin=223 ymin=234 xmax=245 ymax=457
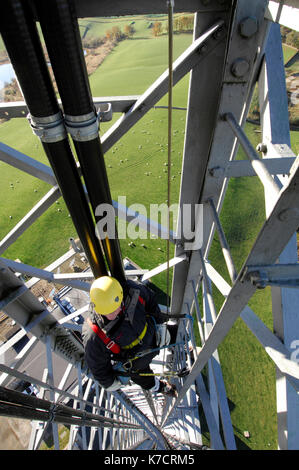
xmin=105 ymin=378 xmax=123 ymax=392
xmin=155 ymin=324 xmax=171 ymax=348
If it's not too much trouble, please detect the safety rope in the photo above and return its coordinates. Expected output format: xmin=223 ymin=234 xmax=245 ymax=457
xmin=166 ymin=0 xmax=174 ymax=321
xmin=119 ymin=314 xmax=193 ymax=377
xmin=161 ymin=0 xmax=175 ymax=387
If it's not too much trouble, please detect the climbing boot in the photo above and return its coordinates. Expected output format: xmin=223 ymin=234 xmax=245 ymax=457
xmin=158 ymin=380 xmax=178 ymax=398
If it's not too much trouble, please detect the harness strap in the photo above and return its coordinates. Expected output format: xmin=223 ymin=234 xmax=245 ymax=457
xmin=122 ymin=322 xmax=148 ymax=350
xmin=87 ymin=317 xmax=121 ymax=354
xmin=87 ymin=293 xmax=148 ymax=355
xmin=87 ymin=315 xmax=148 ymax=354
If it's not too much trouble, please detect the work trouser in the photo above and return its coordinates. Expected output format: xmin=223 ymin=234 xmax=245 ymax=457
xmin=128 ymin=324 xmax=178 ymax=390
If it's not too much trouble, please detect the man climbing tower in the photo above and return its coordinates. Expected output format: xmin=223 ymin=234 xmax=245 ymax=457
xmin=82 ymin=276 xmax=178 ymax=397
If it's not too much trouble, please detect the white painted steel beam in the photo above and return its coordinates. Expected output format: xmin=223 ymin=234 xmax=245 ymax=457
xmin=265 ymin=0 xmax=299 ymax=30
xmin=165 ymin=150 xmax=299 ymax=427
xmin=101 ymin=20 xmax=226 ymax=155
xmin=258 ymin=22 xmax=299 ymax=450
xmin=245 ymin=264 xmax=299 ymax=288
xmin=141 ymin=254 xmax=187 ymax=282
xmin=1 ymin=257 xmax=91 ymax=292
xmin=0 ymin=142 xmax=57 ymax=186
xmin=167 ymin=1 xmax=271 ymax=445
xmin=26 ymin=248 xmax=76 ymax=289
xmin=208 ymin=198 xmax=237 ymax=283
xmin=170 ymin=10 xmax=230 ymax=315
xmin=195 ymin=372 xmax=225 ymax=450
xmin=28 ymin=369 xmax=50 ymax=450
xmin=215 ymin=156 xmax=296 ymax=178
xmin=0 ymin=97 xmax=139 ymax=119
xmin=0 ymin=258 xmax=85 ymax=363
xmin=0 ymin=336 xmax=39 ymax=387
xmin=199 ymin=252 xmax=236 ymax=449
xmin=205 ymin=261 xmax=299 ymax=393
xmin=224 ymin=111 xmax=281 ymax=198
xmin=113 ymin=198 xmax=177 ymax=243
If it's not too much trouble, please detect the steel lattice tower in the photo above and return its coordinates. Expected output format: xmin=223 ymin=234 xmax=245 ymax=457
xmin=0 ymin=0 xmax=298 ymax=451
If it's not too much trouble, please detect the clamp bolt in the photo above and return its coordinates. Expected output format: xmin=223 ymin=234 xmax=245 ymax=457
xmin=256 ymin=143 xmax=267 ymax=154
xmin=231 ymin=58 xmax=250 ymax=78
xmin=239 ymin=17 xmax=258 ymax=38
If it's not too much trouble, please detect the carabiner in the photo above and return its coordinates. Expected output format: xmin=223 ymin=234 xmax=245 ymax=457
xmin=122 ymin=359 xmax=133 ymax=371
xmin=135 ymin=348 xmax=154 ymax=359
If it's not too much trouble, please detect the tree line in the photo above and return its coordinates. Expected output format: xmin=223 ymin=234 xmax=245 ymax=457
xmin=281 ymin=26 xmax=299 ymax=49
xmin=82 ymin=24 xmax=135 ymax=48
xmin=152 ymin=15 xmax=194 ymax=37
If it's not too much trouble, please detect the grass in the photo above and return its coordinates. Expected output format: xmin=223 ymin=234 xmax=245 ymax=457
xmin=0 ymin=118 xmax=76 ymax=267
xmin=282 ymin=43 xmax=298 ymax=64
xmin=89 ymin=34 xmax=192 ymax=98
xmin=1 ymin=17 xmax=299 ymax=450
xmin=206 ymin=123 xmax=276 ymax=449
xmin=203 ymin=124 xmax=299 ymax=450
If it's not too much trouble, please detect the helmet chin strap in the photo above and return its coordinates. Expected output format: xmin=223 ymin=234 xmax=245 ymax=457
xmin=90 ymin=302 xmax=96 ymax=314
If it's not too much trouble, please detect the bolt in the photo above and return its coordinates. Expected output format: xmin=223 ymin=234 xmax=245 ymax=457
xmin=198 ymin=44 xmax=208 ymax=55
xmin=239 ymin=17 xmax=258 ymax=38
xmin=231 ymin=58 xmax=250 ymax=78
xmin=278 ymin=208 xmax=299 ymax=222
xmin=256 ymin=143 xmax=267 ymax=154
xmin=213 ymin=27 xmax=223 ymax=40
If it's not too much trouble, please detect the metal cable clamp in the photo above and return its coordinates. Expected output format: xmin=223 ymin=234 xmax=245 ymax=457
xmin=28 ymin=111 xmax=67 ymax=143
xmin=64 ymin=111 xmax=99 ymax=142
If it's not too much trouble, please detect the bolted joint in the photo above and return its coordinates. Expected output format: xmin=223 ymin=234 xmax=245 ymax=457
xmin=231 ymin=58 xmax=250 ymax=78
xmin=97 ymin=102 xmax=113 ymax=123
xmin=197 ymin=43 xmax=208 ymax=55
xmin=239 ymin=17 xmax=258 ymax=38
xmin=240 ymin=266 xmax=266 ymax=288
xmin=248 ymin=270 xmax=268 ymax=289
xmin=256 ymin=143 xmax=267 ymax=154
xmin=213 ymin=26 xmax=224 ymax=40
xmin=278 ymin=207 xmax=299 ymax=222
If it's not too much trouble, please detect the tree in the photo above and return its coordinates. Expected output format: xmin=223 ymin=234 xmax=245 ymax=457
xmin=286 ymin=30 xmax=299 ymax=49
xmin=105 ymin=29 xmax=113 ymax=41
xmin=111 ymin=26 xmax=122 ymax=41
xmin=152 ymin=21 xmax=162 ymax=37
xmin=124 ymin=24 xmax=134 ymax=38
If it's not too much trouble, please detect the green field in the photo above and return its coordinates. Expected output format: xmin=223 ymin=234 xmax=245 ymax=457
xmin=1 ymin=17 xmax=299 ymax=450
xmin=282 ymin=43 xmax=297 ymax=64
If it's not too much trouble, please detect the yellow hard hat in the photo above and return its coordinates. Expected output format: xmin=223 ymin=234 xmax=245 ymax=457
xmin=90 ymin=276 xmax=123 ymax=316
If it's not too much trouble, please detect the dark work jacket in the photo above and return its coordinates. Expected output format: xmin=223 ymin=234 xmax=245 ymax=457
xmin=82 ymin=280 xmax=165 ymax=389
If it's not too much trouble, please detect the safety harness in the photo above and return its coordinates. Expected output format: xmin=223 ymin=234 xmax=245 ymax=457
xmin=87 ymin=317 xmax=121 ymax=354
xmin=87 ymin=289 xmax=190 ymax=376
xmin=87 ymin=293 xmax=148 ymax=356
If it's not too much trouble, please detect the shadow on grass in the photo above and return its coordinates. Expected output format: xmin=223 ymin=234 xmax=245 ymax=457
xmin=198 ymin=378 xmax=252 ymax=450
